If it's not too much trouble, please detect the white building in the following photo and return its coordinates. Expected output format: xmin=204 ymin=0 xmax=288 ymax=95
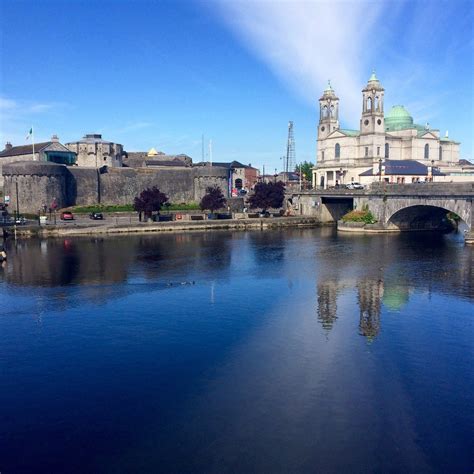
xmin=312 ymin=73 xmax=470 ymax=188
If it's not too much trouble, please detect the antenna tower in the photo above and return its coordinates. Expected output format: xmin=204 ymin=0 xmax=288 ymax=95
xmin=286 ymin=121 xmax=295 ymax=179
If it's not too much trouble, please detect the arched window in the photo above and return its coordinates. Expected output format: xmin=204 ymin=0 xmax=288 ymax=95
xmin=367 ymin=97 xmax=372 ymax=111
xmin=439 ymin=146 xmax=442 ymax=161
xmin=424 ymin=143 xmax=429 ymax=159
xmin=330 ymin=105 xmax=335 ymax=118
xmin=375 ymin=96 xmax=379 ymax=110
xmin=385 ymin=143 xmax=389 ymax=158
xmin=335 ymin=143 xmax=341 ymax=159
xmin=323 ymin=105 xmax=328 ymax=118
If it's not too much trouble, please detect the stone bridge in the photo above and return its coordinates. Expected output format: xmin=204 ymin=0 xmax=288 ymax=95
xmin=289 ymin=182 xmax=474 ymax=243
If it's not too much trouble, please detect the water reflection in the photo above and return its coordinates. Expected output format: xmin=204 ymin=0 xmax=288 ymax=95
xmin=2 ymin=230 xmax=473 ymax=341
xmin=357 ymin=277 xmax=383 ymax=340
xmin=0 ymin=229 xmax=473 ymax=473
xmin=317 ymin=281 xmax=339 ymax=330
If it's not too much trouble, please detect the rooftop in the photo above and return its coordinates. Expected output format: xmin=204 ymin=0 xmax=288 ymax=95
xmin=360 ymin=159 xmax=445 ymax=176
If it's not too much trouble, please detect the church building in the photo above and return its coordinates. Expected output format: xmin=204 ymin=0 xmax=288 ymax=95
xmin=312 ymin=73 xmax=467 ymax=188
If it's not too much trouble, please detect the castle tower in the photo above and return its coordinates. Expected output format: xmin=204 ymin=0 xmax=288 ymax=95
xmin=318 ymin=81 xmax=339 ymax=140
xmin=360 ymin=71 xmax=385 ymax=135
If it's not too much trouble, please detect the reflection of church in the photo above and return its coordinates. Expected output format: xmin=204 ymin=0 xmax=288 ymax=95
xmin=357 ymin=278 xmax=384 ymax=340
xmin=317 ymin=281 xmax=339 ymax=330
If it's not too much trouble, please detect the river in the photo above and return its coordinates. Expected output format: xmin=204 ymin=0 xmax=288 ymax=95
xmin=0 ymin=228 xmax=473 ymax=473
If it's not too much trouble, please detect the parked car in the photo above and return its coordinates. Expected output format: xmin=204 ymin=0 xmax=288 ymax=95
xmin=15 ymin=216 xmax=27 ymax=225
xmin=89 ymin=212 xmax=104 ymax=220
xmin=60 ymin=211 xmax=74 ymax=221
xmin=346 ymin=182 xmax=364 ymax=190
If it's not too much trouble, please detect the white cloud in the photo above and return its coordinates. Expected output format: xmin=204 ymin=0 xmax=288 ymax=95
xmin=212 ymin=0 xmax=387 ymax=123
xmin=0 ymin=96 xmax=69 ymax=145
xmin=0 ymin=97 xmax=17 ymax=110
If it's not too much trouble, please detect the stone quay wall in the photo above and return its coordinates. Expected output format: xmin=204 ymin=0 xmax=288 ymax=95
xmin=2 ymin=162 xmax=230 ymax=214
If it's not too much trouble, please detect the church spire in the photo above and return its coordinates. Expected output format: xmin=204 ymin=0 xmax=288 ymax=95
xmin=318 ymin=81 xmax=339 ymax=140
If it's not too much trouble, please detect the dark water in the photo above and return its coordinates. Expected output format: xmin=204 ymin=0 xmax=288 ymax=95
xmin=0 ymin=228 xmax=473 ymax=473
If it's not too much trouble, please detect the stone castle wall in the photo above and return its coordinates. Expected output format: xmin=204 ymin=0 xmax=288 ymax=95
xmin=3 ymin=162 xmax=230 ymax=213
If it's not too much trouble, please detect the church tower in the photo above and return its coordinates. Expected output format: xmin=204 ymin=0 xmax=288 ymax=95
xmin=360 ymin=72 xmax=385 ymax=135
xmin=318 ymin=81 xmax=339 ymax=140
xmin=358 ymin=72 xmax=385 ymax=162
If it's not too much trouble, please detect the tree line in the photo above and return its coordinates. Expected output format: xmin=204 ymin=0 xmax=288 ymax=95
xmin=133 ymin=181 xmax=286 ymax=219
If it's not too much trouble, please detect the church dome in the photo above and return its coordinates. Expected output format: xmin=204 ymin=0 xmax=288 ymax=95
xmin=385 ymin=105 xmax=414 ymax=131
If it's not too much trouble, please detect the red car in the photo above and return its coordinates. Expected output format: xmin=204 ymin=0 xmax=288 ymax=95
xmin=60 ymin=211 xmax=74 ymax=221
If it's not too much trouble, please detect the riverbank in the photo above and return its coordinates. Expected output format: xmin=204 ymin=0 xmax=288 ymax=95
xmin=337 ymin=220 xmax=474 ymax=243
xmin=337 ymin=221 xmax=399 ymax=234
xmin=6 ymin=216 xmax=325 ymax=238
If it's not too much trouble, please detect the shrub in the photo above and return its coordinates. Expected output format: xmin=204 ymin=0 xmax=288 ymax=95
xmin=200 ymin=186 xmax=226 ymax=213
xmin=249 ymin=181 xmax=285 ymax=211
xmin=342 ymin=209 xmax=377 ymax=224
xmin=133 ymin=187 xmax=169 ymax=218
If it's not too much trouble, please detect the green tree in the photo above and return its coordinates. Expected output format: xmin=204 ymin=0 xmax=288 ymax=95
xmin=295 ymin=161 xmax=314 ymax=182
xmin=249 ymin=181 xmax=285 ymax=211
xmin=200 ymin=186 xmax=226 ymax=214
xmin=133 ymin=186 xmax=169 ymax=219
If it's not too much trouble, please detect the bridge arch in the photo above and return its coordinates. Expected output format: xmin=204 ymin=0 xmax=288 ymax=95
xmin=386 ymin=204 xmax=470 ymax=232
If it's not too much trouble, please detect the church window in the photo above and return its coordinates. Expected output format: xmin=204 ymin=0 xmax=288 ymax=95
xmin=321 ymin=126 xmax=325 ymax=132
xmin=367 ymin=97 xmax=372 ymax=111
xmin=364 ymin=119 xmax=369 ymax=126
xmin=323 ymin=105 xmax=328 ymax=118
xmin=377 ymin=119 xmax=382 ymax=125
xmin=330 ymin=105 xmax=335 ymax=117
xmin=335 ymin=143 xmax=341 ymax=159
xmin=322 ymin=151 xmax=325 ymax=160
xmin=365 ymin=147 xmax=369 ymax=157
xmin=424 ymin=144 xmax=429 ymax=159
xmin=377 ymin=146 xmax=380 ymax=156
xmin=385 ymin=143 xmax=389 ymax=158
xmin=439 ymin=146 xmax=442 ymax=161
xmin=375 ymin=96 xmax=379 ymax=110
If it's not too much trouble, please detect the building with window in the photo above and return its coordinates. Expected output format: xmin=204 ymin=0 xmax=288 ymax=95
xmin=312 ymin=73 xmax=466 ymax=188
xmin=196 ymin=161 xmax=259 ymax=195
xmin=65 ymin=133 xmax=125 ymax=168
xmin=0 ymin=136 xmax=76 ymax=188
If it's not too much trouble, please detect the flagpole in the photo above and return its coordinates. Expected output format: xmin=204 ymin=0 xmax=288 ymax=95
xmin=32 ymin=126 xmax=35 ymax=161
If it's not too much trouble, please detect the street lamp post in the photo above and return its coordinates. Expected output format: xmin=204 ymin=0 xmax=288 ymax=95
xmin=378 ymin=158 xmax=382 ymax=182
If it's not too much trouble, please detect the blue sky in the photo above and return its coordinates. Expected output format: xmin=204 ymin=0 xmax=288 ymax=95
xmin=0 ymin=0 xmax=472 ymax=172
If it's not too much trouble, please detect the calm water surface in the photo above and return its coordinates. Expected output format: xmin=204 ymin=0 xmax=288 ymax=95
xmin=0 ymin=228 xmax=473 ymax=473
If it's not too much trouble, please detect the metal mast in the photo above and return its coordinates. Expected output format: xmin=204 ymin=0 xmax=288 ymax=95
xmin=286 ymin=121 xmax=295 ymax=181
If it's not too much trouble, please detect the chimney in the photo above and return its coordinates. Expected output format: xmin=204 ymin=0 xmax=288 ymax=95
xmin=51 ymin=134 xmax=59 ymax=143
xmin=5 ymin=142 xmax=13 ymax=151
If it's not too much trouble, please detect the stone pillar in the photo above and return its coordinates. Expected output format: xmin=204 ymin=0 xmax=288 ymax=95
xmin=466 ymin=200 xmax=474 ymax=245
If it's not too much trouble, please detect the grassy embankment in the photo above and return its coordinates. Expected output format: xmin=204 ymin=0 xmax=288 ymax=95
xmin=69 ymin=203 xmax=200 ymax=213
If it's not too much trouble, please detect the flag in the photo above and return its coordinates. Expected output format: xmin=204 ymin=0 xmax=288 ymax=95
xmin=25 ymin=127 xmax=33 ymax=140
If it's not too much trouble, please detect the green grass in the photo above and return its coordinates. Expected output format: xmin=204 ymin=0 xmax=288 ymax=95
xmin=70 ymin=202 xmax=200 ymax=213
xmin=341 ymin=209 xmax=377 ymax=224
